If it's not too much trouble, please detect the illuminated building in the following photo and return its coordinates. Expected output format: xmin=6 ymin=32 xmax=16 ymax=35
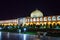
xmin=0 ymin=9 xmax=60 ymax=27
xmin=25 ymin=9 xmax=60 ymax=26
xmin=0 ymin=19 xmax=18 ymax=26
xmin=25 ymin=16 xmax=60 ymax=26
xmin=30 ymin=9 xmax=43 ymax=17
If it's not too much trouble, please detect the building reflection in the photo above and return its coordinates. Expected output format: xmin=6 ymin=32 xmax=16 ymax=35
xmin=23 ymin=34 xmax=27 ymax=40
xmin=0 ymin=32 xmax=2 ymax=40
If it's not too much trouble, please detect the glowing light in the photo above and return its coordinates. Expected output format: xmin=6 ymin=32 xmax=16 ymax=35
xmin=1 ymin=24 xmax=3 ymax=25
xmin=44 ymin=22 xmax=47 ymax=24
xmin=40 ymin=22 xmax=43 ymax=25
xmin=52 ymin=22 xmax=56 ymax=25
xmin=8 ymin=23 xmax=11 ymax=25
xmin=26 ymin=23 xmax=29 ymax=25
xmin=48 ymin=22 xmax=51 ymax=25
xmin=4 ymin=24 xmax=7 ymax=26
xmin=0 ymin=32 xmax=1 ymax=40
xmin=44 ymin=17 xmax=47 ymax=21
xmin=37 ymin=18 xmax=40 ymax=21
xmin=31 ymin=9 xmax=43 ymax=17
xmin=57 ymin=22 xmax=60 ymax=24
xmin=14 ymin=23 xmax=17 ymax=26
xmin=36 ymin=22 xmax=40 ymax=25
xmin=23 ymin=34 xmax=27 ymax=40
xmin=24 ymin=28 xmax=26 ymax=31
xmin=30 ymin=22 xmax=33 ymax=25
xmin=33 ymin=18 xmax=36 ymax=21
xmin=19 ymin=29 xmax=21 ymax=32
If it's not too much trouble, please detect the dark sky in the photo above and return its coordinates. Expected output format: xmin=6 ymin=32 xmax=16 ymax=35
xmin=0 ymin=0 xmax=60 ymax=20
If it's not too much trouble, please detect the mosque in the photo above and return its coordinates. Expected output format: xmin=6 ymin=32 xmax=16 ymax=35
xmin=0 ymin=9 xmax=60 ymax=27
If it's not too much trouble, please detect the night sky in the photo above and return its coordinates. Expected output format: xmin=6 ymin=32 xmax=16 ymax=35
xmin=0 ymin=0 xmax=60 ymax=20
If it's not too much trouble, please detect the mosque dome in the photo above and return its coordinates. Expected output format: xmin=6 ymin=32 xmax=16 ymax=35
xmin=30 ymin=9 xmax=43 ymax=17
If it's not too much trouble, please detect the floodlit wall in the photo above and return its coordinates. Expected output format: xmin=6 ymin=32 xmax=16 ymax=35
xmin=25 ymin=15 xmax=60 ymax=26
xmin=18 ymin=18 xmax=26 ymax=26
xmin=0 ymin=15 xmax=60 ymax=26
xmin=0 ymin=19 xmax=18 ymax=26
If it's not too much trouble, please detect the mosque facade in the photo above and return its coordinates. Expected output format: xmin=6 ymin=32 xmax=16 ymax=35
xmin=0 ymin=9 xmax=60 ymax=27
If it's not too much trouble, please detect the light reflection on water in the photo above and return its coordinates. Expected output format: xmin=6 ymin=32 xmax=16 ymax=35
xmin=0 ymin=32 xmax=60 ymax=40
xmin=0 ymin=32 xmax=1 ymax=40
xmin=23 ymin=34 xmax=27 ymax=40
xmin=7 ymin=32 xmax=9 ymax=38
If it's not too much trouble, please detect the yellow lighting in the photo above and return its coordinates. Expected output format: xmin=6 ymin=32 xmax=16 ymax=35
xmin=26 ymin=23 xmax=29 ymax=25
xmin=10 ymin=24 xmax=13 ymax=26
xmin=1 ymin=24 xmax=3 ymax=25
xmin=36 ymin=22 xmax=40 ymax=25
xmin=4 ymin=24 xmax=8 ymax=26
xmin=57 ymin=22 xmax=60 ymax=24
xmin=52 ymin=22 xmax=56 ymax=25
xmin=14 ymin=23 xmax=17 ymax=26
xmin=48 ymin=22 xmax=51 ymax=25
xmin=30 ymin=22 xmax=33 ymax=25
xmin=44 ymin=22 xmax=47 ymax=25
xmin=33 ymin=22 xmax=36 ymax=24
xmin=8 ymin=23 xmax=11 ymax=25
xmin=40 ymin=22 xmax=43 ymax=25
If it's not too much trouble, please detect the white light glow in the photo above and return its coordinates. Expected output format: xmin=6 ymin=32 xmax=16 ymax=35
xmin=23 ymin=34 xmax=27 ymax=40
xmin=31 ymin=9 xmax=43 ymax=17
xmin=24 ymin=28 xmax=26 ymax=31
xmin=0 ymin=32 xmax=1 ymax=40
xmin=19 ymin=29 xmax=21 ymax=32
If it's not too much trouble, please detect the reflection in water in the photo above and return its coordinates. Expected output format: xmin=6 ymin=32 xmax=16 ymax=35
xmin=7 ymin=32 xmax=9 ymax=38
xmin=0 ymin=32 xmax=60 ymax=40
xmin=23 ymin=34 xmax=26 ymax=40
xmin=0 ymin=32 xmax=1 ymax=40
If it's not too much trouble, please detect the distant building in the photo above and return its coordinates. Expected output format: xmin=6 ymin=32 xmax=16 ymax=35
xmin=0 ymin=9 xmax=60 ymax=27
xmin=0 ymin=19 xmax=18 ymax=26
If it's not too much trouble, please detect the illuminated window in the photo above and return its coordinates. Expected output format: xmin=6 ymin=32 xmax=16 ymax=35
xmin=44 ymin=22 xmax=47 ymax=24
xmin=48 ymin=22 xmax=51 ymax=25
xmin=52 ymin=16 xmax=56 ymax=21
xmin=27 ymin=19 xmax=29 ymax=22
xmin=26 ymin=23 xmax=29 ymax=25
xmin=44 ymin=17 xmax=47 ymax=21
xmin=26 ymin=19 xmax=28 ymax=22
xmin=40 ymin=17 xmax=43 ymax=21
xmin=20 ymin=19 xmax=23 ymax=23
xmin=36 ymin=22 xmax=40 ymax=25
xmin=57 ymin=16 xmax=60 ymax=20
xmin=48 ymin=16 xmax=51 ymax=21
xmin=30 ymin=22 xmax=33 ymax=25
xmin=57 ymin=22 xmax=60 ymax=24
xmin=33 ymin=18 xmax=36 ymax=21
xmin=37 ymin=18 xmax=39 ymax=21
xmin=30 ymin=18 xmax=32 ymax=22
